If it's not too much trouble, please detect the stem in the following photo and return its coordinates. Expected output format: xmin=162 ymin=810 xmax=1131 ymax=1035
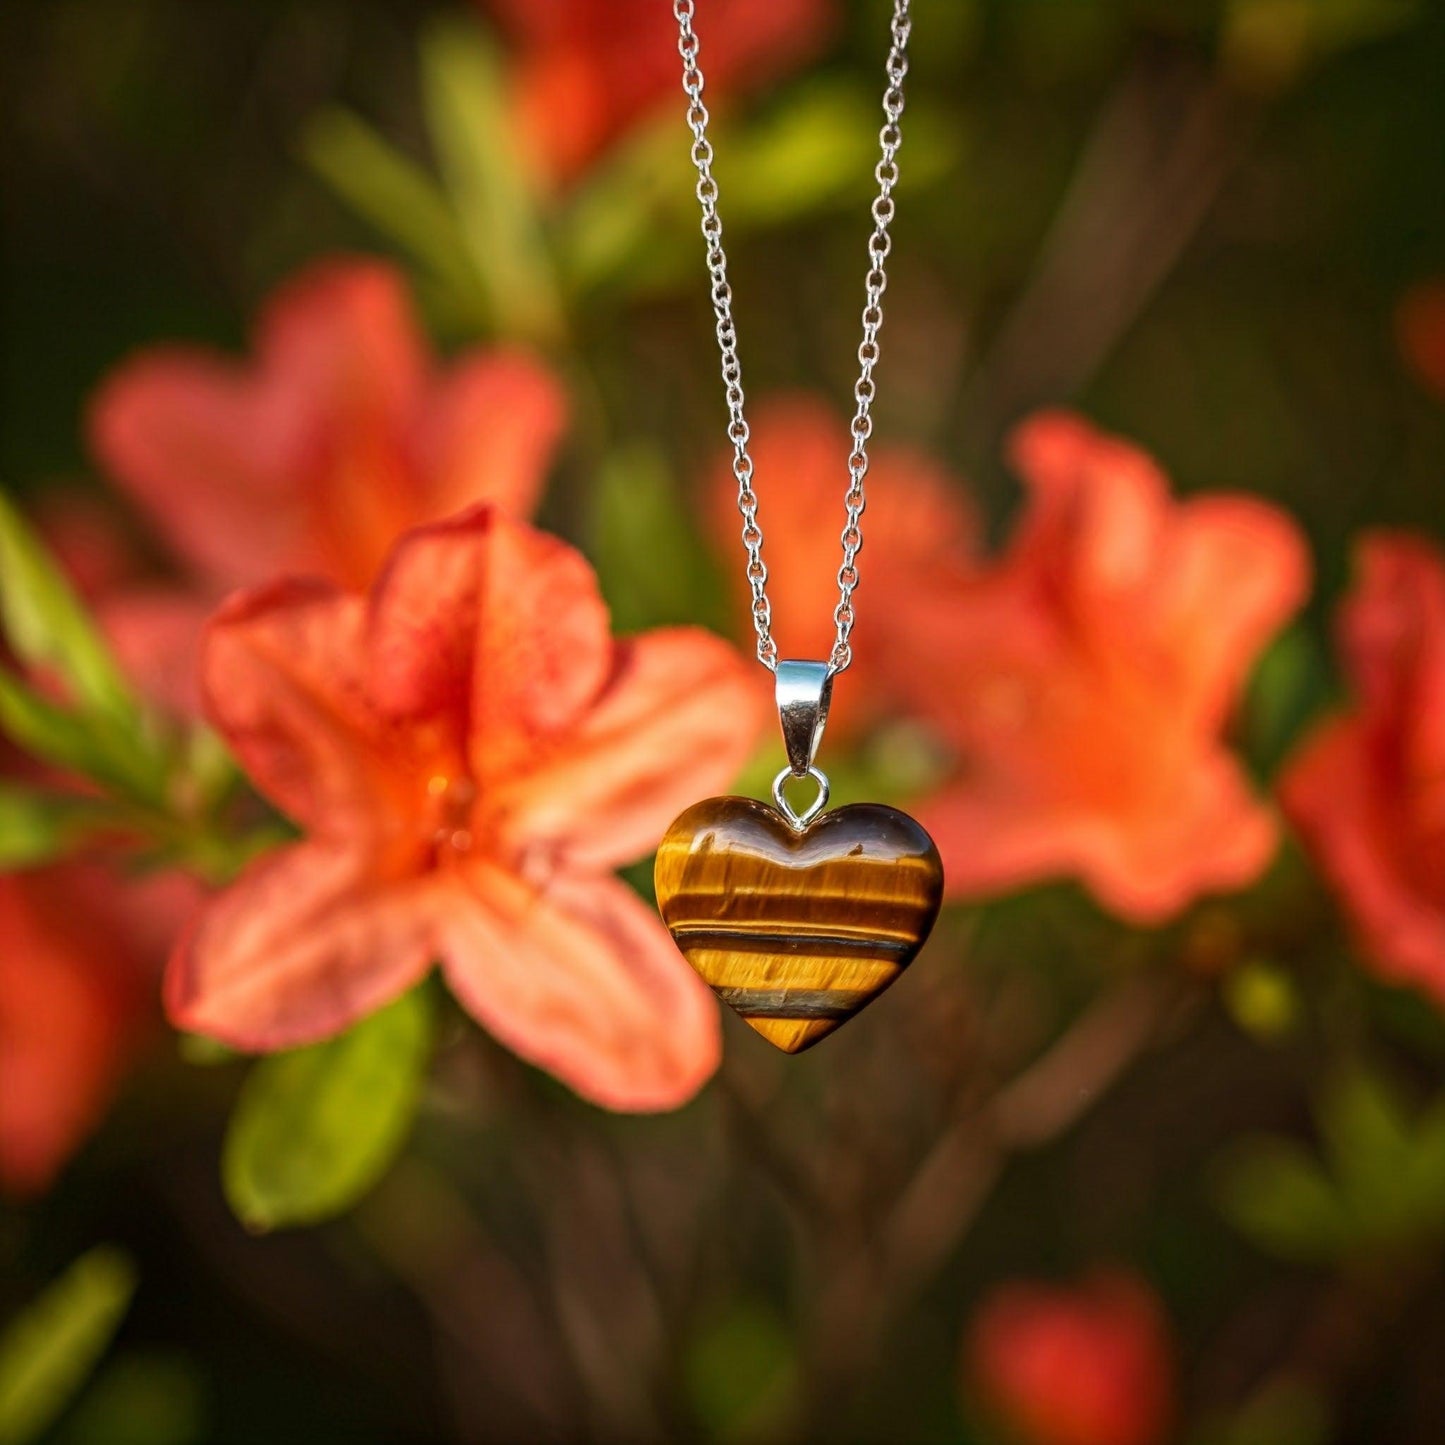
xmin=716 ymin=1059 xmax=832 ymax=1224
xmin=960 ymin=58 xmax=1256 ymax=448
xmin=1207 ymin=1254 xmax=1442 ymax=1436
xmin=356 ymin=1157 xmax=587 ymax=1443
xmin=802 ymin=970 xmax=1191 ymax=1413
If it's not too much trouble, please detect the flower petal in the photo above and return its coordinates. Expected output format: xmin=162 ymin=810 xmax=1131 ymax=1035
xmin=257 ymin=261 xmax=435 ymax=586
xmin=1007 ymin=410 xmax=1170 ymax=610
xmin=0 ymin=872 xmax=141 ymax=1194
xmin=1340 ymin=534 xmax=1445 ymax=755
xmin=1397 ymin=279 xmax=1445 ymax=401
xmin=491 ymin=0 xmax=835 ymax=184
xmin=256 ymin=258 xmax=425 ymax=435
xmin=1151 ymin=497 xmax=1311 ymax=726
xmin=890 ymin=411 xmax=1301 ymax=923
xmin=438 ymin=866 xmax=719 ymax=1111
xmin=166 ymin=841 xmax=437 ymax=1050
xmin=98 ymin=587 xmax=213 ymax=720
xmin=1007 ymin=413 xmax=1310 ymax=720
xmin=1282 ymin=721 xmax=1445 ymax=1001
xmin=202 ymin=579 xmax=404 ymax=835
xmin=1279 ymin=534 xmax=1445 ymax=1004
xmin=499 ymin=627 xmax=770 ymax=870
xmin=0 ymin=862 xmax=191 ymax=1195
xmin=89 ymin=258 xmax=432 ymax=590
xmin=365 ymin=509 xmax=613 ymax=780
xmin=88 ymin=348 xmax=299 ymax=588
xmin=968 ymin=1273 xmax=1175 ymax=1445
xmin=923 ymin=751 xmax=1279 ymax=924
xmin=711 ymin=396 xmax=976 ymax=736
xmin=414 ymin=351 xmax=566 ymax=522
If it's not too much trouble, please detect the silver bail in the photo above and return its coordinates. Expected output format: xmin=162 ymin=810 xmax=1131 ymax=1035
xmin=775 ymin=659 xmax=833 ymax=778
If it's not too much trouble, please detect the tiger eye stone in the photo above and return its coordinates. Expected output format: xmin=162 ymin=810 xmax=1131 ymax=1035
xmin=655 ymin=797 xmax=944 ymax=1053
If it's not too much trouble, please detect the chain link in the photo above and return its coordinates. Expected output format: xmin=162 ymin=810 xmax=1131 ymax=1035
xmin=675 ymin=0 xmax=911 ymax=673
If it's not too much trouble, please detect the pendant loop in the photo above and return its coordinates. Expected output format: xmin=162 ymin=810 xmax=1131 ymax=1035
xmin=772 ymin=764 xmax=830 ymax=831
xmin=775 ymin=659 xmax=833 ymax=778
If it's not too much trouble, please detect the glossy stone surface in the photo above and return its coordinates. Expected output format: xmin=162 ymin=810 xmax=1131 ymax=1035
xmin=655 ymin=797 xmax=944 ymax=1053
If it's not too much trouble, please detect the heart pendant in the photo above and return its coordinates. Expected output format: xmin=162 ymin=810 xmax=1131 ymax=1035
xmin=655 ymin=795 xmax=944 ymax=1053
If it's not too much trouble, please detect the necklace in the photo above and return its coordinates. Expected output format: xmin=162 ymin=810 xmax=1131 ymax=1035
xmin=654 ymin=0 xmax=944 ymax=1055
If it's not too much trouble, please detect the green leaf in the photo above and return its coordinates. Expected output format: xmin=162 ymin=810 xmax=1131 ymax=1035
xmin=715 ymin=81 xmax=881 ymax=226
xmin=1193 ymin=1381 xmax=1332 ymax=1445
xmin=222 ymin=987 xmax=435 ymax=1231
xmin=176 ymin=1033 xmax=240 ymax=1067
xmin=684 ymin=1301 xmax=797 ymax=1443
xmin=299 ymin=107 xmax=489 ymax=326
xmin=56 ymin=1353 xmax=204 ymax=1445
xmin=1241 ymin=624 xmax=1331 ymax=779
xmin=0 ymin=493 xmax=172 ymax=805
xmin=0 ymin=492 xmax=140 ymax=728
xmin=713 ymin=82 xmax=956 ymax=231
xmin=1316 ymin=1073 xmax=1445 ymax=1243
xmin=1223 ymin=0 xmax=1422 ymax=88
xmin=1399 ymin=1096 xmax=1445 ymax=1227
xmin=1215 ymin=1137 xmax=1353 ymax=1263
xmin=1219 ymin=1075 xmax=1445 ymax=1263
xmin=558 ymin=84 xmax=959 ymax=302
xmin=0 ymin=670 xmax=166 ymax=804
xmin=0 ymin=784 xmax=107 ymax=869
xmin=554 ymin=116 xmax=688 ymax=299
xmin=589 ymin=443 xmax=727 ymax=634
xmin=0 ymin=1247 xmax=137 ymax=1445
xmin=1316 ymin=1069 xmax=1418 ymax=1238
xmin=418 ymin=18 xmax=564 ymax=346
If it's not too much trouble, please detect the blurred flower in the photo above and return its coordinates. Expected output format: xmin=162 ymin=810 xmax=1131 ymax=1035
xmin=482 ymin=0 xmax=835 ymax=186
xmin=896 ymin=412 xmax=1309 ymax=922
xmin=0 ymin=498 xmax=210 ymax=1194
xmin=1396 ymin=280 xmax=1445 ymax=401
xmin=965 ymin=1273 xmax=1176 ymax=1445
xmin=32 ymin=489 xmax=146 ymax=600
xmin=98 ymin=590 xmax=213 ymax=721
xmin=34 ymin=487 xmax=211 ymax=720
xmin=89 ymin=258 xmax=567 ymax=594
xmin=1280 ymin=534 xmax=1445 ymax=1005
xmin=708 ymin=395 xmax=976 ymax=736
xmin=0 ymin=863 xmax=200 ymax=1195
xmin=168 ymin=505 xmax=767 ymax=1109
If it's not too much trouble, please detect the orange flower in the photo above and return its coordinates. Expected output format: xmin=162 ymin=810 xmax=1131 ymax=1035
xmin=0 ymin=501 xmax=209 ymax=1194
xmin=98 ymin=590 xmax=213 ymax=721
xmin=168 ymin=506 xmax=767 ymax=1109
xmin=32 ymin=489 xmax=144 ymax=601
xmin=896 ymin=413 xmax=1309 ymax=922
xmin=483 ymin=0 xmax=835 ymax=186
xmin=708 ymin=395 xmax=976 ymax=736
xmin=1280 ymin=535 xmax=1445 ymax=1004
xmin=0 ymin=864 xmax=199 ymax=1194
xmin=965 ymin=1273 xmax=1176 ymax=1445
xmin=1396 ymin=280 xmax=1445 ymax=401
xmin=89 ymin=258 xmax=566 ymax=593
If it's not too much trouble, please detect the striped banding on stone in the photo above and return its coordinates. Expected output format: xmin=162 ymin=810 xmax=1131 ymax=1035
xmin=655 ymin=796 xmax=944 ymax=1054
xmin=667 ymin=928 xmax=917 ymax=960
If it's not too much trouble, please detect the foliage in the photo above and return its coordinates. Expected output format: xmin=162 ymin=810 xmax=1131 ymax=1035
xmin=1218 ymin=1070 xmax=1445 ymax=1263
xmin=0 ymin=1248 xmax=136 ymax=1445
xmin=222 ymin=988 xmax=436 ymax=1232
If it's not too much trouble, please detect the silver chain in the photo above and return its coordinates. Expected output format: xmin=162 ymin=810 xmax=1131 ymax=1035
xmin=675 ymin=0 xmax=912 ymax=674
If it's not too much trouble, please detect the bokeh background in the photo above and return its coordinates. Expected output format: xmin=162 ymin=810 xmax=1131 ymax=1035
xmin=4 ymin=1 xmax=1445 ymax=1442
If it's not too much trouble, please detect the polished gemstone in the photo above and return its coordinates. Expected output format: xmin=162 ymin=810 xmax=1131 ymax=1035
xmin=655 ymin=796 xmax=944 ymax=1053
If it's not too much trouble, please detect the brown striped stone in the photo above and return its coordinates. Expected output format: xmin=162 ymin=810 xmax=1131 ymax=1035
xmin=655 ymin=797 xmax=944 ymax=1053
